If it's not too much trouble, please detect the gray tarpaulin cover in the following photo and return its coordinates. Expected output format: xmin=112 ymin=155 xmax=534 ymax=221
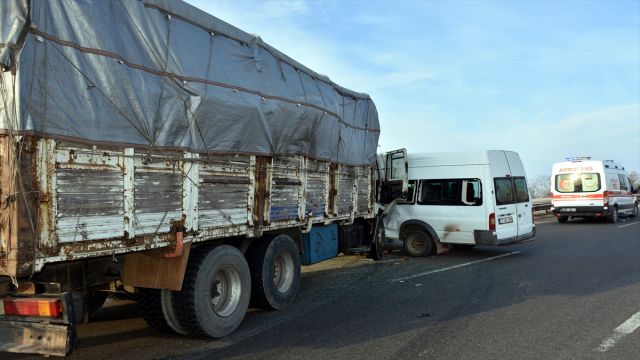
xmin=0 ymin=0 xmax=379 ymax=166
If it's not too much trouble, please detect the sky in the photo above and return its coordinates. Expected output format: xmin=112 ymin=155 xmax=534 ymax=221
xmin=185 ymin=0 xmax=640 ymax=178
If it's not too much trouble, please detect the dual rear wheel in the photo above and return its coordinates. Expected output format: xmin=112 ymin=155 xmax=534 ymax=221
xmin=139 ymin=235 xmax=301 ymax=338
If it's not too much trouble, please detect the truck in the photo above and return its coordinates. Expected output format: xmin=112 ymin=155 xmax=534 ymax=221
xmin=551 ymin=157 xmax=638 ymax=223
xmin=382 ymin=150 xmax=536 ymax=256
xmin=0 ymin=0 xmax=405 ymax=356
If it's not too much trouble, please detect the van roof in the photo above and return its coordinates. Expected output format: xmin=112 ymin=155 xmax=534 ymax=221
xmin=407 ymin=150 xmax=519 ymax=168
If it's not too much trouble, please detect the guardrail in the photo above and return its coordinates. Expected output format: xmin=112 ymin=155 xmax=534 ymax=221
xmin=532 ymin=198 xmax=552 ymax=212
xmin=531 ymin=195 xmax=640 ymax=213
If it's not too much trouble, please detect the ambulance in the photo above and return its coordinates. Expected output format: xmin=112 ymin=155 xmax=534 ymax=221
xmin=550 ymin=157 xmax=639 ymax=223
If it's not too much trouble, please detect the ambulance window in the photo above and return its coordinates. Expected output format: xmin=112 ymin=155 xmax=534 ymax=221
xmin=618 ymin=174 xmax=628 ymax=191
xmin=555 ymin=173 xmax=600 ymax=193
xmin=513 ymin=177 xmax=529 ymax=203
xmin=494 ymin=178 xmax=515 ymax=205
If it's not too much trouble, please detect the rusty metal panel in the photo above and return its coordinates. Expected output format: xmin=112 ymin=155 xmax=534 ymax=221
xmin=305 ymin=160 xmax=329 ymax=219
xmin=198 ymin=176 xmax=250 ymax=228
xmin=0 ymin=136 xmax=13 ymax=275
xmin=337 ymin=165 xmax=355 ymax=215
xmin=56 ymin=169 xmax=124 ymax=242
xmin=270 ymin=157 xmax=302 ymax=221
xmin=356 ymin=166 xmax=373 ymax=215
xmin=1 ymin=136 xmax=376 ymax=274
xmin=0 ymin=320 xmax=71 ymax=357
xmin=134 ymin=160 xmax=182 ymax=236
xmin=198 ymin=155 xmax=251 ymax=229
xmin=0 ymin=138 xmax=37 ymax=277
xmin=55 ymin=145 xmax=124 ymax=243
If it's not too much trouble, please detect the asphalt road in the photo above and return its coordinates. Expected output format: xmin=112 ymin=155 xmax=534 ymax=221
xmin=7 ymin=214 xmax=640 ymax=360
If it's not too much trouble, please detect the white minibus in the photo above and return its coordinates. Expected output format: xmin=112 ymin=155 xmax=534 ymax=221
xmin=384 ymin=150 xmax=535 ymax=256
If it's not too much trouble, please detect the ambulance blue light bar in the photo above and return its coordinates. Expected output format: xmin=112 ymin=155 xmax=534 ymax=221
xmin=565 ymin=156 xmax=591 ymax=161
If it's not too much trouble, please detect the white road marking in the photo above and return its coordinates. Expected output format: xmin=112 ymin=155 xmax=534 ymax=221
xmin=595 ymin=310 xmax=640 ymax=352
xmin=618 ymin=221 xmax=638 ymax=228
xmin=391 ymin=252 xmax=520 ymax=283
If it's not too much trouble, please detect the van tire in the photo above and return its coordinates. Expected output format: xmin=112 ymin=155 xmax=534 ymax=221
xmin=632 ymin=204 xmax=638 ymax=218
xmin=247 ymin=235 xmax=301 ymax=310
xmin=402 ymin=229 xmax=435 ymax=257
xmin=174 ymin=245 xmax=251 ymax=338
xmin=557 ymin=216 xmax=568 ymax=223
xmin=608 ymin=207 xmax=618 ymax=223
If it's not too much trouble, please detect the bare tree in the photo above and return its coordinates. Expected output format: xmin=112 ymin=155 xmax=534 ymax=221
xmin=629 ymin=170 xmax=640 ymax=190
xmin=529 ymin=174 xmax=551 ymax=199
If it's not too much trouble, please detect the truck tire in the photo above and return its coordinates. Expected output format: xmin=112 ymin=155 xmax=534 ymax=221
xmin=138 ymin=288 xmax=174 ymax=334
xmin=402 ymin=228 xmax=435 ymax=257
xmin=247 ymin=234 xmax=301 ymax=310
xmin=161 ymin=290 xmax=189 ymax=335
xmin=370 ymin=217 xmax=386 ymax=260
xmin=608 ymin=207 xmax=618 ymax=223
xmin=174 ymin=245 xmax=251 ymax=337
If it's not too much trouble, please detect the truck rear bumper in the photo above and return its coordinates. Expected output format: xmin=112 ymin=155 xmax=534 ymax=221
xmin=0 ymin=320 xmax=72 ymax=356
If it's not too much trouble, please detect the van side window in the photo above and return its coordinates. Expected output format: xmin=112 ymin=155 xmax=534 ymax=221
xmin=494 ymin=178 xmax=515 ymax=205
xmin=618 ymin=174 xmax=628 ymax=191
xmin=513 ymin=177 xmax=529 ymax=203
xmin=462 ymin=179 xmax=483 ymax=205
xmin=417 ymin=179 xmax=482 ymax=206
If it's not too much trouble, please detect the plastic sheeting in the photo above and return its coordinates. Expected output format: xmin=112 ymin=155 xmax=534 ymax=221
xmin=0 ymin=0 xmax=379 ymax=166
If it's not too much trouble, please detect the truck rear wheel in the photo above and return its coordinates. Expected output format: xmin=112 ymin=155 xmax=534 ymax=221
xmin=138 ymin=289 xmax=190 ymax=335
xmin=138 ymin=288 xmax=174 ymax=334
xmin=247 ymin=234 xmax=301 ymax=310
xmin=174 ymin=245 xmax=251 ymax=337
xmin=402 ymin=229 xmax=435 ymax=257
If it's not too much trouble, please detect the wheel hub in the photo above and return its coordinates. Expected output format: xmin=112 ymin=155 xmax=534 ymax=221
xmin=210 ymin=265 xmax=242 ymax=317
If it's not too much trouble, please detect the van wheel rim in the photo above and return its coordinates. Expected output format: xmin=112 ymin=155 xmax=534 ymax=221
xmin=210 ymin=265 xmax=242 ymax=317
xmin=273 ymin=252 xmax=294 ymax=293
xmin=407 ymin=234 xmax=428 ymax=254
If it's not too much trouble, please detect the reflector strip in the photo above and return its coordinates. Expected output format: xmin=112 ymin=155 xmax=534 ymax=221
xmin=1 ymin=298 xmax=62 ymax=318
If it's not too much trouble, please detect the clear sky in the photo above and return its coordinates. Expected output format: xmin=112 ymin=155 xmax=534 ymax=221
xmin=185 ymin=0 xmax=640 ymax=178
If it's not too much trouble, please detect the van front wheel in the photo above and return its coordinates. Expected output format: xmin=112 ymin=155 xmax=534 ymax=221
xmin=402 ymin=229 xmax=435 ymax=257
xmin=557 ymin=216 xmax=568 ymax=223
xmin=632 ymin=204 xmax=638 ymax=218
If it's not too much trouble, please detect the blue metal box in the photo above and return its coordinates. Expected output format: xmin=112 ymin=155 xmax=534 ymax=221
xmin=300 ymin=224 xmax=339 ymax=265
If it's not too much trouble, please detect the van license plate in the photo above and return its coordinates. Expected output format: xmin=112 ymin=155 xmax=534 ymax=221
xmin=498 ymin=216 xmax=513 ymax=224
xmin=561 ymin=208 xmax=576 ymax=212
